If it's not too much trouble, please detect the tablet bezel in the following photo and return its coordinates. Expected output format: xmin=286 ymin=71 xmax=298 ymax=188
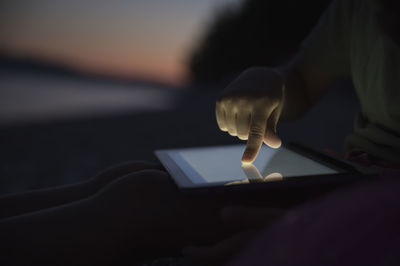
xmin=155 ymin=143 xmax=376 ymax=195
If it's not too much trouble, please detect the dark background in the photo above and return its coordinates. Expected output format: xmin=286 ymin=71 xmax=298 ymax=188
xmin=0 ymin=0 xmax=360 ymax=195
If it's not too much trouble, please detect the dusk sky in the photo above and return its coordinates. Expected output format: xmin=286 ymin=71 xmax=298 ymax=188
xmin=0 ymin=0 xmax=240 ymax=85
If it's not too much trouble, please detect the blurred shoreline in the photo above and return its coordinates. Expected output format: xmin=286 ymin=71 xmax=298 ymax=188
xmin=0 ymin=53 xmax=184 ymax=90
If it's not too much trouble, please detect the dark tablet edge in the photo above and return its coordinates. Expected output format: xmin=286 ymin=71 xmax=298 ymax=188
xmin=155 ymin=144 xmax=378 ymax=197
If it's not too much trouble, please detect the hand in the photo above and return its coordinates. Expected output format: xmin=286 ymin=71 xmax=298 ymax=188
xmin=216 ymin=67 xmax=285 ymax=163
xmin=183 ymin=205 xmax=285 ymax=266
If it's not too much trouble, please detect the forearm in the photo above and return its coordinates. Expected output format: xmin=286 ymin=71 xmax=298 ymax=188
xmin=0 ymin=161 xmax=164 ymax=219
xmin=277 ymin=60 xmax=311 ymax=120
xmin=0 ymin=170 xmax=194 ymax=265
xmin=0 ymin=182 xmax=96 ymax=219
xmin=0 ymin=197 xmax=137 ymax=265
xmin=276 ymin=54 xmax=338 ymax=120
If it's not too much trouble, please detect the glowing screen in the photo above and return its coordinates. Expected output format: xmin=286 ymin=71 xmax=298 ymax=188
xmin=168 ymin=145 xmax=339 ymax=186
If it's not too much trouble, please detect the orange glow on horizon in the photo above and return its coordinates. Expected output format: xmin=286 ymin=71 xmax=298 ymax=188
xmin=0 ymin=0 xmax=240 ymax=87
xmin=1 ymin=45 xmax=189 ymax=87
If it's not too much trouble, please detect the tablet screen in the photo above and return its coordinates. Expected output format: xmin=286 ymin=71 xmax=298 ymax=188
xmin=158 ymin=145 xmax=342 ymax=188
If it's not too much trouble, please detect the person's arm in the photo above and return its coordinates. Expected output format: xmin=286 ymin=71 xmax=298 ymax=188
xmin=216 ymin=0 xmax=353 ymax=163
xmin=0 ymin=161 xmax=163 ymax=219
xmin=278 ymin=55 xmax=339 ymax=120
xmin=0 ymin=169 xmax=231 ymax=265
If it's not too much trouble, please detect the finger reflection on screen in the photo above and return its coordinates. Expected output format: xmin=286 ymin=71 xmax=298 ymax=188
xmin=242 ymin=163 xmax=283 ymax=183
xmin=264 ymin=172 xmax=283 ymax=182
xmin=241 ymin=163 xmax=263 ymax=181
xmin=224 ymin=163 xmax=283 ymax=186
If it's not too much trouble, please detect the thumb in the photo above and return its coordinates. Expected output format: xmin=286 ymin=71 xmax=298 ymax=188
xmin=264 ymin=107 xmax=281 ymax=148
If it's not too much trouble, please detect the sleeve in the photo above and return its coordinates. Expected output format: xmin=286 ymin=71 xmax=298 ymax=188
xmin=300 ymin=0 xmax=356 ymax=78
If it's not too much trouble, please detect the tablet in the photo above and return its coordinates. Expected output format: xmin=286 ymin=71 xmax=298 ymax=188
xmin=155 ymin=144 xmax=373 ymax=195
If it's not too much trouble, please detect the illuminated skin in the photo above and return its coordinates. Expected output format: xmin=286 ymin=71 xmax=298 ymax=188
xmin=216 ymin=58 xmax=338 ymax=164
xmin=217 ymin=0 xmax=400 ymax=166
xmin=1 ymin=1 xmax=398 ymax=265
xmin=190 ymin=1 xmax=400 ymax=264
xmin=241 ymin=163 xmax=283 ymax=182
xmin=203 ymin=3 xmax=400 ymax=262
xmin=216 ymin=68 xmax=285 ymax=163
xmin=224 ymin=163 xmax=283 ymax=185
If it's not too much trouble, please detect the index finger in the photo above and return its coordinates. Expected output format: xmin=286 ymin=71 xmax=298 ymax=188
xmin=242 ymin=112 xmax=268 ymax=163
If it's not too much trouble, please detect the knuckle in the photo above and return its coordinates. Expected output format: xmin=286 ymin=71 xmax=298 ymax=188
xmin=238 ymin=135 xmax=248 ymax=140
xmin=248 ymin=132 xmax=263 ymax=140
xmin=237 ymin=126 xmax=249 ymax=134
xmin=251 ymin=110 xmax=267 ymax=119
xmin=226 ymin=113 xmax=236 ymax=122
xmin=227 ymin=124 xmax=237 ymax=132
xmin=215 ymin=112 xmax=221 ymax=121
xmin=253 ymin=103 xmax=271 ymax=114
xmin=237 ymin=123 xmax=249 ymax=134
xmin=216 ymin=120 xmax=225 ymax=130
xmin=227 ymin=127 xmax=237 ymax=135
xmin=249 ymin=124 xmax=265 ymax=135
xmin=218 ymin=98 xmax=230 ymax=109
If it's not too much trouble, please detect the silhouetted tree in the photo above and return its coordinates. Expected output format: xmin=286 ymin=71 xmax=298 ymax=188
xmin=187 ymin=0 xmax=331 ymax=89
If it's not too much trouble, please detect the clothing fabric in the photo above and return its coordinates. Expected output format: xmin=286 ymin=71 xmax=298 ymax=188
xmin=227 ymin=172 xmax=400 ymax=266
xmin=301 ymin=0 xmax=400 ymax=164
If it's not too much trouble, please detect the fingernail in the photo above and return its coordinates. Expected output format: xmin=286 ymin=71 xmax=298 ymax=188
xmin=242 ymin=151 xmax=254 ymax=163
